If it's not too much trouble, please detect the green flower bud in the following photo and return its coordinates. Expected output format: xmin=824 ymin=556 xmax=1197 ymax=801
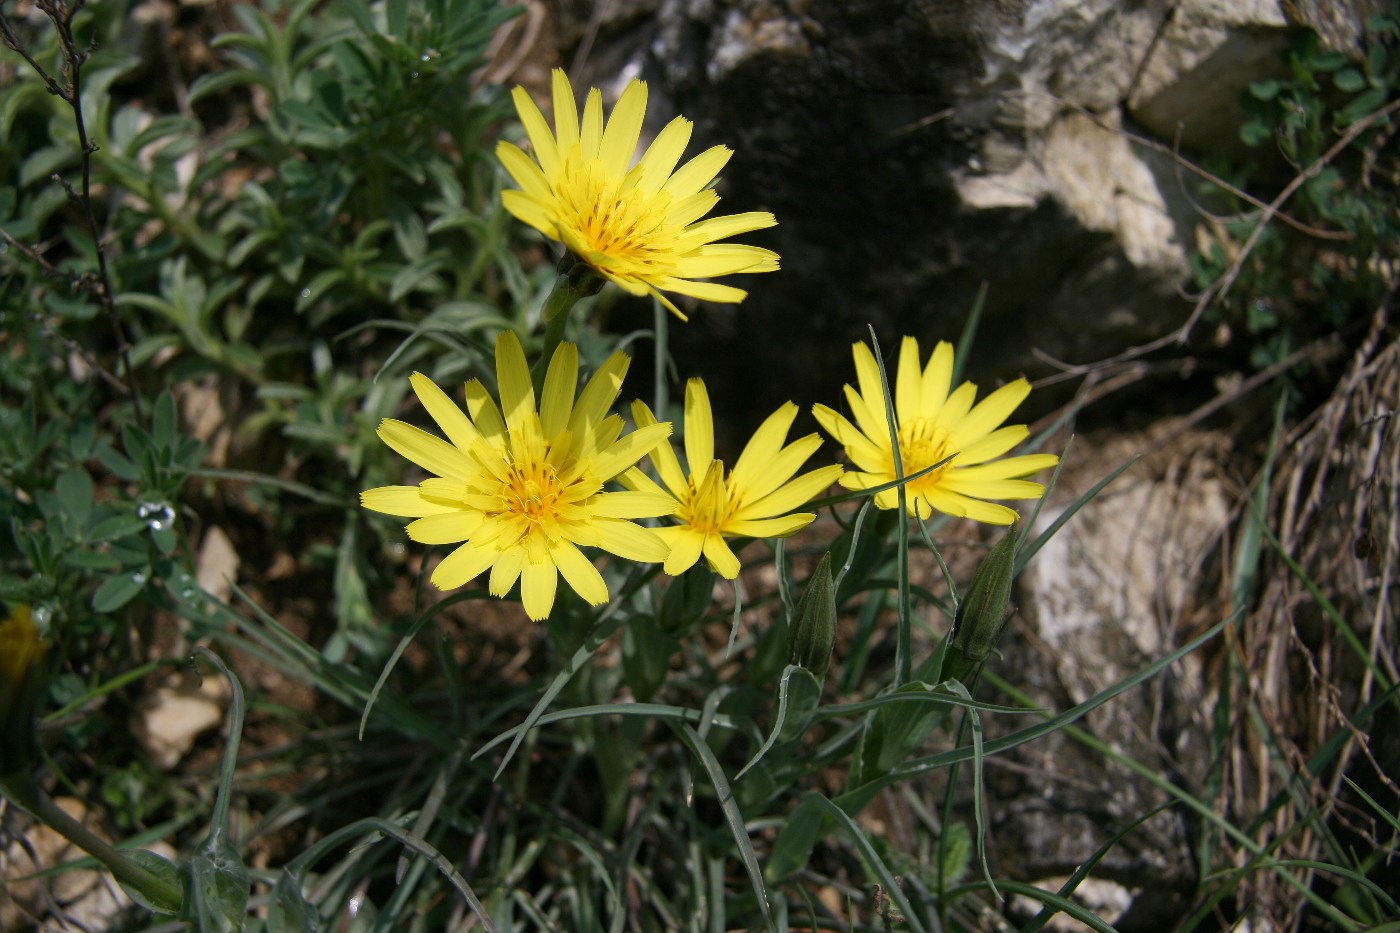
xmin=944 ymin=527 xmax=1018 ymax=684
xmin=788 ymin=552 xmax=836 ymax=680
xmin=1 ymin=602 xmax=51 ymax=775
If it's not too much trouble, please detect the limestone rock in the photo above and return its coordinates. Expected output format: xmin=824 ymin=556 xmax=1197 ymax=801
xmin=131 ymin=672 xmax=230 ymax=770
xmin=536 ymin=0 xmax=1360 ymax=438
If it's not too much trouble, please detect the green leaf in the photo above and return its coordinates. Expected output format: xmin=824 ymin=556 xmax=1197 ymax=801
xmin=1240 ymin=119 xmax=1273 ymax=147
xmin=764 ymin=795 xmax=827 ymax=885
xmin=265 ymin=870 xmax=317 ymax=932
xmin=659 ymin=563 xmax=714 ymax=635
xmin=118 ymin=849 xmax=182 ymax=915
xmin=620 ymin=614 xmax=678 ymax=703
xmin=1334 ymin=67 xmax=1368 ymax=92
xmin=1249 ymin=79 xmax=1282 ymax=100
xmin=92 ymin=569 xmax=149 ymax=612
xmin=55 ymin=468 xmax=94 ymax=528
xmin=179 ymin=835 xmax=250 ymax=933
xmin=152 ymin=392 xmax=177 ymax=451
xmin=736 ymin=665 xmax=822 ymax=780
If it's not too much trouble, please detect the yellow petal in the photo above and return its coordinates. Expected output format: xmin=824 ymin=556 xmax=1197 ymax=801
xmin=591 ymin=421 xmax=672 ymax=482
xmin=550 ymin=68 xmax=580 ymax=152
xmin=661 ymin=527 xmax=705 ymax=576
xmin=635 ymin=116 xmax=692 ymax=194
xmin=551 ymin=540 xmax=609 ymax=606
xmin=600 ymin=78 xmax=647 ymax=177
xmin=591 ymin=489 xmax=677 ymax=519
xmin=631 ymin=401 xmax=689 ymax=496
xmin=579 ymin=87 xmax=604 ymax=160
xmin=939 ymin=381 xmax=978 ymax=428
xmin=730 ymin=403 xmax=797 ymax=491
xmin=570 ymin=350 xmax=630 ymax=436
xmin=953 ymin=425 xmax=1029 ymax=466
xmin=410 ymin=372 xmax=482 ymax=453
xmin=649 ymin=277 xmax=748 ymax=304
xmin=950 ymin=378 xmax=1031 ymax=446
xmin=942 ymin=477 xmax=1046 ymax=500
xmin=488 ymin=546 xmax=525 ymax=597
xmin=663 ymin=188 xmax=721 ymax=228
xmin=360 ymin=485 xmax=460 ymax=517
xmin=724 ymin=514 xmax=813 ymax=539
xmin=895 ymin=336 xmax=922 ymax=428
xmin=496 ymin=139 xmax=555 ymax=201
xmin=377 ymin=420 xmax=474 ymax=480
xmin=663 ymin=145 xmax=732 ymax=197
xmin=495 ymin=330 xmax=536 ymax=438
xmin=672 ymin=213 xmax=778 ymax=250
xmin=406 ymin=512 xmax=478 ymax=544
xmin=920 ymin=341 xmax=955 ymax=418
xmin=593 ymin=518 xmax=669 ymax=561
xmin=500 ymin=190 xmax=557 ymax=238
xmin=737 ymin=464 xmax=843 ymax=520
xmin=671 ymin=245 xmax=781 ymax=278
xmin=683 ymin=378 xmax=714 ymax=474
xmin=517 ymin=560 xmax=557 ymax=621
xmin=701 ymin=535 xmax=742 ymax=579
xmin=465 ymin=378 xmax=506 ymax=441
xmin=432 ymin=541 xmax=498 ymax=589
xmin=950 ymin=453 xmax=1059 ymax=481
xmin=539 ymin=341 xmax=578 ymax=439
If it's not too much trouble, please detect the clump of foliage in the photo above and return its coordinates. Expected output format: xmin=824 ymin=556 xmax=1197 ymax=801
xmin=1191 ymin=2 xmax=1399 ymax=373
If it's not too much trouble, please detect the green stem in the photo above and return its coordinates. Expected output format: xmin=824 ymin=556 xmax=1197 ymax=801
xmin=0 ymin=775 xmax=183 ymax=911
xmin=532 ymin=254 xmax=603 ymax=393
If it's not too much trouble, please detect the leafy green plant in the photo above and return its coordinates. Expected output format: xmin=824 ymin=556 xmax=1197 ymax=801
xmin=1192 ymin=3 xmax=1399 ymax=373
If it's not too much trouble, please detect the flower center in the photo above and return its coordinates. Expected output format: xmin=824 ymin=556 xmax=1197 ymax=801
xmin=556 ymin=157 xmax=676 ymax=273
xmin=896 ymin=418 xmax=953 ymax=488
xmin=502 ymin=460 xmax=564 ymax=527
xmin=679 ymin=461 xmax=732 ymax=536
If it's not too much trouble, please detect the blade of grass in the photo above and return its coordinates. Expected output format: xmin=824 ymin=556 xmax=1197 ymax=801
xmin=669 ymin=721 xmax=778 ymax=933
xmin=806 ymin=794 xmax=930 ymax=933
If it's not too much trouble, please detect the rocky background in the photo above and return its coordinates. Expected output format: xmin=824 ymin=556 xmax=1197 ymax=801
xmin=525 ymin=0 xmax=1380 ymax=429
xmin=516 ymin=0 xmax=1397 ymax=926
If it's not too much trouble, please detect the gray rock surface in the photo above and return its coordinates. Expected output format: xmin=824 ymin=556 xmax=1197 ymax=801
xmin=540 ymin=0 xmax=1340 ymax=438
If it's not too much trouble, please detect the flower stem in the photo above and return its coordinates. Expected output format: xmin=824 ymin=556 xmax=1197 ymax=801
xmin=533 ymin=254 xmax=603 ymax=392
xmin=0 ymin=775 xmax=183 ymax=911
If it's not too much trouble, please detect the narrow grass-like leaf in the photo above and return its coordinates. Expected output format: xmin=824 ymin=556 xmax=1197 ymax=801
xmin=473 ymin=702 xmax=751 ymax=757
xmin=287 ymin=817 xmax=497 ymax=933
xmin=476 ymin=616 xmax=619 ymax=778
xmin=1343 ymin=777 xmax=1400 ymax=835
xmin=949 ymin=879 xmax=1118 ymax=932
xmin=736 ymin=665 xmax=820 ymax=780
xmin=807 ymin=794 xmax=929 ymax=933
xmin=866 ymin=326 xmax=914 ymax=686
xmin=1022 ymin=803 xmax=1172 ymax=932
xmin=983 ymin=662 xmax=1365 ymax=931
xmin=837 ymin=618 xmax=1227 ymax=810
xmin=1015 ymin=453 xmax=1137 ymax=576
xmin=669 ymin=722 xmax=777 ymax=933
xmin=941 ymin=680 xmax=997 ymax=900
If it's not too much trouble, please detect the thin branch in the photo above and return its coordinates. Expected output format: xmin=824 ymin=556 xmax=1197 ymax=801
xmin=3 ymin=0 xmax=146 ymax=426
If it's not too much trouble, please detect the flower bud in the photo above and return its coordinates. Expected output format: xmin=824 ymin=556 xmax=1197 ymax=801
xmin=944 ymin=527 xmax=1017 ymax=684
xmin=788 ymin=552 xmax=836 ymax=680
xmin=1 ymin=602 xmax=51 ymax=775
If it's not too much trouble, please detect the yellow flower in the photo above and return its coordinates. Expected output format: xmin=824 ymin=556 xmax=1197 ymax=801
xmin=813 ymin=337 xmax=1058 ymax=525
xmin=623 ymin=379 xmax=843 ymax=578
xmin=362 ymin=333 xmax=677 ymax=620
xmin=0 ymin=603 xmax=49 ymax=719
xmin=496 ymin=68 xmax=780 ymax=320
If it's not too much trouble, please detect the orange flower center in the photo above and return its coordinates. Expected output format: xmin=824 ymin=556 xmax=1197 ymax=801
xmin=556 ymin=157 xmax=677 ymax=275
xmin=678 ymin=461 xmax=733 ymax=536
xmin=895 ymin=418 xmax=954 ymax=489
xmin=502 ymin=460 xmax=564 ymax=527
